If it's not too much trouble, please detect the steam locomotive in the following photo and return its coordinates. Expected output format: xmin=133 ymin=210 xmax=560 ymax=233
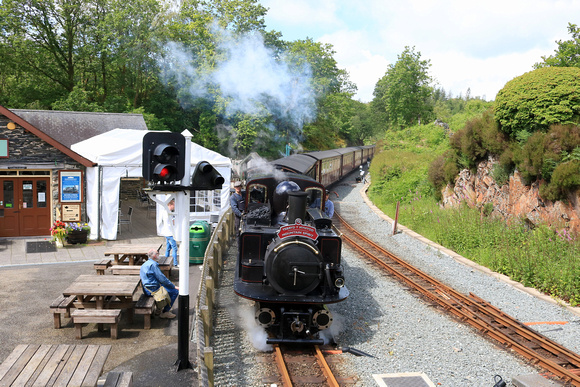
xmin=233 ymin=171 xmax=348 ymax=344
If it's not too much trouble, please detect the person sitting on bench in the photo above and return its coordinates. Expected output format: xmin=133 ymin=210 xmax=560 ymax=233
xmin=140 ymin=249 xmax=179 ymax=319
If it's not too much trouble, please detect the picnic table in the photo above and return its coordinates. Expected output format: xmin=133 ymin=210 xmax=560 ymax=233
xmin=104 ymin=244 xmax=160 ymax=266
xmin=0 ymin=344 xmax=110 ymax=386
xmin=62 ymin=274 xmax=141 ymax=310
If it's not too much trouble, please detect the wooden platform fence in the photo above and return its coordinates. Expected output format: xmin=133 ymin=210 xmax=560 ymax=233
xmin=194 ymin=208 xmax=234 ymax=387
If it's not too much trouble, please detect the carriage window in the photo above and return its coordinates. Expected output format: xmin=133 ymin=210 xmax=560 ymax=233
xmin=306 ymin=188 xmax=323 ymax=209
xmin=248 ymin=184 xmax=267 ymax=204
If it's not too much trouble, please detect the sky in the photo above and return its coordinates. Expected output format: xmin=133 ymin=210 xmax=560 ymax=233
xmin=260 ymin=0 xmax=579 ymax=103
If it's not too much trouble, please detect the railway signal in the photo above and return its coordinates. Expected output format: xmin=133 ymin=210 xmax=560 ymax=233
xmin=142 ymin=132 xmax=186 ymax=185
xmin=190 ymin=161 xmax=224 ymax=190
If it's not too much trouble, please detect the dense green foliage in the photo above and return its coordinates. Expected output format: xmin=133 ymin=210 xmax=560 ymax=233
xmin=0 ymin=0 xmax=379 ymax=158
xmin=436 ymin=105 xmax=580 ymax=202
xmin=495 ymin=67 xmax=580 ymax=138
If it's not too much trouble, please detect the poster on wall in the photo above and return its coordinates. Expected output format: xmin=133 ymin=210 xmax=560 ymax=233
xmin=59 ymin=170 xmax=83 ymax=202
xmin=62 ymin=204 xmax=81 ymax=221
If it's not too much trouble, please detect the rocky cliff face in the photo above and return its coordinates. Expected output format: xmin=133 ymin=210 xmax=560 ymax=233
xmin=441 ymin=156 xmax=580 ymax=234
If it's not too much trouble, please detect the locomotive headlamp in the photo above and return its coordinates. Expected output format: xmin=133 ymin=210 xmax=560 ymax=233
xmin=334 ymin=277 xmax=345 ymax=288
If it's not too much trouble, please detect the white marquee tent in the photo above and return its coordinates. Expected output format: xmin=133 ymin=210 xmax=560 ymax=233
xmin=72 ymin=129 xmax=232 ymax=240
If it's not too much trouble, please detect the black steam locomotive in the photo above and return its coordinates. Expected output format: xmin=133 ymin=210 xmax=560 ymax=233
xmin=233 ymin=171 xmax=348 ymax=344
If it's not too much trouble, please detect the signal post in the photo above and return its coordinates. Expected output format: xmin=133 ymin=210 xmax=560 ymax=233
xmin=142 ymin=130 xmax=223 ymax=372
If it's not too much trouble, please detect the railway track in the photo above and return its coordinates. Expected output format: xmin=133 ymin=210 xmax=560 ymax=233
xmin=272 ymin=344 xmax=342 ymax=387
xmin=334 ymin=211 xmax=580 ymax=386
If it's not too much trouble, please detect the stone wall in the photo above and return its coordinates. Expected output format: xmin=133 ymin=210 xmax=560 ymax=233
xmin=441 ymin=155 xmax=580 ymax=234
xmin=0 ymin=114 xmax=87 ymax=223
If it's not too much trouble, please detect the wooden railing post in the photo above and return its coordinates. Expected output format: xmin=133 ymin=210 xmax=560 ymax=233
xmin=204 ymin=347 xmax=214 ymax=387
xmin=201 ymin=305 xmax=210 ymax=347
xmin=205 ymin=276 xmax=214 ymax=317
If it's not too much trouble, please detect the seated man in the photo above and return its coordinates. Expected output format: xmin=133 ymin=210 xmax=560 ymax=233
xmin=140 ymin=248 xmax=179 ymax=319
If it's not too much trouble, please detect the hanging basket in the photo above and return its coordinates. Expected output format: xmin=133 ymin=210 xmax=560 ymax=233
xmin=66 ymin=230 xmax=88 ymax=244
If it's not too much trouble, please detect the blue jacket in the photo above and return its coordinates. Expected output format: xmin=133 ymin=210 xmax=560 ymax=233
xmin=140 ymin=259 xmax=176 ymax=295
xmin=310 ymin=198 xmax=334 ymax=218
xmin=230 ymin=192 xmax=245 ymax=217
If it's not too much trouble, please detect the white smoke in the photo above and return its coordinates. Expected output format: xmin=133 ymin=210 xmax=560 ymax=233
xmin=319 ymin=308 xmax=345 ymax=345
xmin=247 ymin=156 xmax=288 ymax=181
xmin=159 ymin=24 xmax=317 ymax=146
xmin=233 ymin=300 xmax=273 ymax=352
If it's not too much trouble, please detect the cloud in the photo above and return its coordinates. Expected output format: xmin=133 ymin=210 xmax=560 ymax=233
xmin=428 ymin=48 xmax=549 ymax=100
xmin=262 ymin=0 xmax=342 ymax=34
xmin=262 ymin=0 xmax=579 ymax=102
xmin=320 ymin=29 xmax=389 ymax=101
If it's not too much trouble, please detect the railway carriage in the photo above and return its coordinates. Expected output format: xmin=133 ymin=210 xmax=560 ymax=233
xmin=273 ymin=144 xmax=375 ymax=188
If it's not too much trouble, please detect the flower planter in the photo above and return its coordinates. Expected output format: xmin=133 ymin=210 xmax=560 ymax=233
xmin=66 ymin=230 xmax=88 ymax=244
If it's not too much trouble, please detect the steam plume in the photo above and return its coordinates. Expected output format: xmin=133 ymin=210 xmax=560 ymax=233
xmin=159 ymin=24 xmax=317 ymax=151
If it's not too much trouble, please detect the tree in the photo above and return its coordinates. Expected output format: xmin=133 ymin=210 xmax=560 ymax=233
xmin=534 ymin=23 xmax=580 ymax=68
xmin=373 ymin=46 xmax=434 ymax=129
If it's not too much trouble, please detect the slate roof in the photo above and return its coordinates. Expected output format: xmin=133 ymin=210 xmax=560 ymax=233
xmin=10 ymin=109 xmax=148 ymax=148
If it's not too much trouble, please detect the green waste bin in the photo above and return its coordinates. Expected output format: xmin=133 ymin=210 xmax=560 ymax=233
xmin=189 ymin=221 xmax=210 ymax=264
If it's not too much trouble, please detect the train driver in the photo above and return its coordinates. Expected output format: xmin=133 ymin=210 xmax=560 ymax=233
xmin=310 ymin=190 xmax=334 ymax=218
xmin=230 ymin=181 xmax=245 ymax=236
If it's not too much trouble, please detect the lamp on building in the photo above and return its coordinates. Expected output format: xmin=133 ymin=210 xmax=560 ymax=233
xmin=7 ymin=122 xmax=16 ymax=130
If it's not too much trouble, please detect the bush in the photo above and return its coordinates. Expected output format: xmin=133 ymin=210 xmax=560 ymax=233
xmin=491 ymin=164 xmax=510 ymax=186
xmin=495 ymin=67 xmax=580 ymax=138
xmin=540 ymin=160 xmax=580 ymax=201
xmin=428 ymin=155 xmax=446 ymax=200
xmin=513 ymin=132 xmax=546 ymax=184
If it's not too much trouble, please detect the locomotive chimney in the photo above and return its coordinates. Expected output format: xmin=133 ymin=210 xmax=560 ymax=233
xmin=287 ymin=191 xmax=308 ymax=224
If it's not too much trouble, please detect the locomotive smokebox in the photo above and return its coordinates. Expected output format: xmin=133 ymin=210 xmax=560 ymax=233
xmin=287 ymin=191 xmax=308 ymax=224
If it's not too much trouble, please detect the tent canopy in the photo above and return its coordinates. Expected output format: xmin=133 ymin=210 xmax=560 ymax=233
xmin=72 ymin=129 xmax=232 ymax=240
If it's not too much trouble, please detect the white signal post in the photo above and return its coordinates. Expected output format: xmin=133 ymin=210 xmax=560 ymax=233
xmin=145 ymin=129 xmax=193 ymax=371
xmin=175 ymin=129 xmax=192 ymax=371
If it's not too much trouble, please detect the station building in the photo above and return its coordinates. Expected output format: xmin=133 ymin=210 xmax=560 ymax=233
xmin=0 ymin=105 xmax=231 ymax=240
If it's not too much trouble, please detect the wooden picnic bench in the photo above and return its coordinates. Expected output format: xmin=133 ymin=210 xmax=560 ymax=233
xmin=50 ymin=294 xmax=76 ymax=329
xmin=72 ymin=309 xmax=122 ymax=339
xmin=109 ymin=255 xmax=172 ymax=277
xmin=134 ymin=294 xmax=156 ymax=330
xmin=94 ymin=259 xmax=112 ymax=275
xmin=103 ymin=371 xmax=134 ymax=387
xmin=104 ymin=244 xmax=160 ymax=266
xmin=61 ymin=275 xmax=141 ymax=334
xmin=0 ymin=344 xmax=111 ymax=386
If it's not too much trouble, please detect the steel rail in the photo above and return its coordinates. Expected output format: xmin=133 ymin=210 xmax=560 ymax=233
xmin=273 ymin=344 xmax=341 ymax=387
xmin=273 ymin=344 xmax=293 ymax=387
xmin=334 ymin=211 xmax=580 ymax=386
xmin=314 ymin=345 xmax=340 ymax=387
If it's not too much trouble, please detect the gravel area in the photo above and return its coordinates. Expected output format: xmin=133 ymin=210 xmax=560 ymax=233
xmin=213 ymin=173 xmax=580 ymax=387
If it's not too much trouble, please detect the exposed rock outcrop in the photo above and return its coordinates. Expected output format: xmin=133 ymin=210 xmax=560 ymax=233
xmin=441 ymin=156 xmax=580 ymax=234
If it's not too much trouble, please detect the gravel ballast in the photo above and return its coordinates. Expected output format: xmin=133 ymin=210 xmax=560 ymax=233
xmin=213 ymin=174 xmax=580 ymax=386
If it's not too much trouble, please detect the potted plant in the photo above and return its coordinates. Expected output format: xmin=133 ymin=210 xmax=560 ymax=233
xmin=65 ymin=222 xmax=90 ymax=244
xmin=50 ymin=220 xmax=67 ymax=247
